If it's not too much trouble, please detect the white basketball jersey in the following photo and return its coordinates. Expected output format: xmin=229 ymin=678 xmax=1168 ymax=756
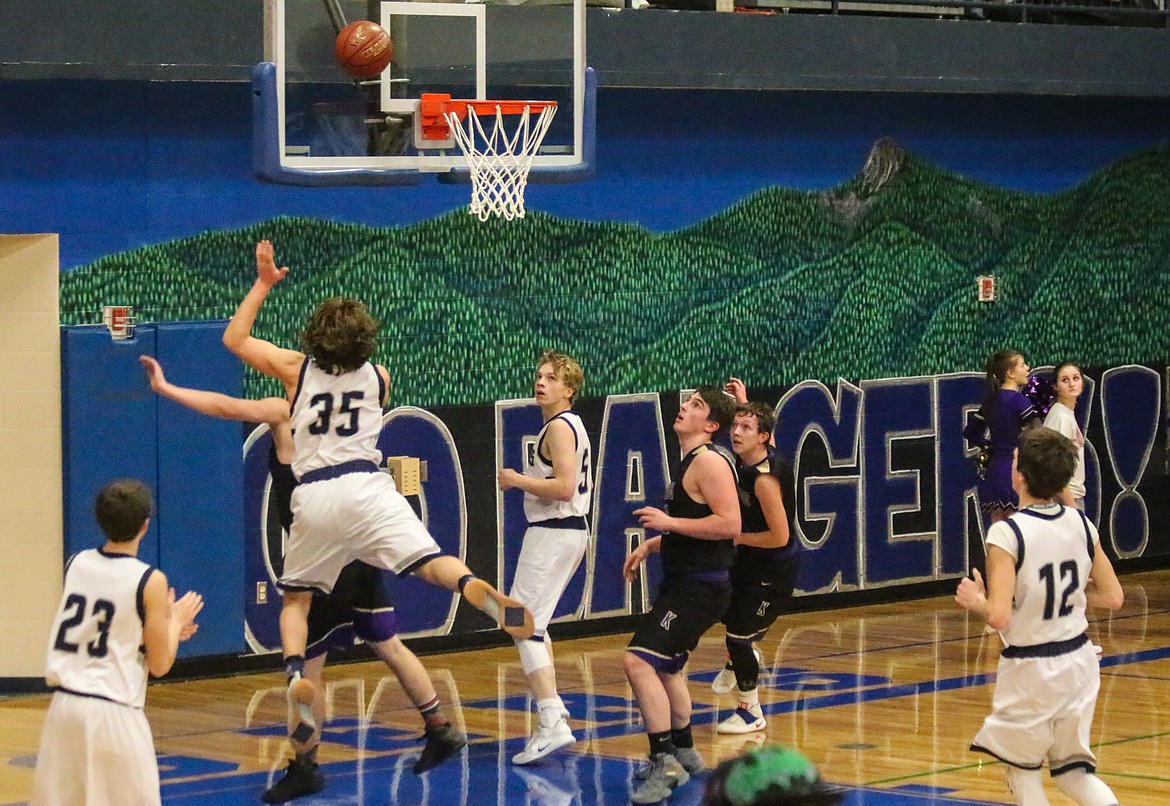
xmin=44 ymin=549 xmax=153 ymax=708
xmin=290 ymin=360 xmax=385 ymax=479
xmin=524 ymin=411 xmax=592 ymax=523
xmin=987 ymin=503 xmax=1097 ymax=648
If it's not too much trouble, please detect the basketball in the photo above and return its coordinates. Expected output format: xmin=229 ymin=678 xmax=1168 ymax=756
xmin=335 ymin=20 xmax=393 ymax=79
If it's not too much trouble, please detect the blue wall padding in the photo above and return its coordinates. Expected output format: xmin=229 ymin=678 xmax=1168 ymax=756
xmin=62 ymin=326 xmax=161 ymax=566
xmin=62 ymin=322 xmax=245 ymax=657
xmin=154 ymin=322 xmax=245 ymax=657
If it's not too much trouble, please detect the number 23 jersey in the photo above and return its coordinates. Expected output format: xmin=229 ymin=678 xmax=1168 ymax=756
xmin=987 ymin=503 xmax=1097 ymax=648
xmin=44 ymin=548 xmax=154 ymax=708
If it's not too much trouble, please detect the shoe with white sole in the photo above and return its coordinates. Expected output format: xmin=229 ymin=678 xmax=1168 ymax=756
xmin=711 ymin=649 xmax=762 ymax=695
xmin=635 ymin=744 xmax=705 ymax=779
xmin=717 ymin=702 xmax=766 ymax=734
xmin=630 ymin=752 xmax=690 ymax=804
xmin=512 ymin=717 xmax=576 ymax=765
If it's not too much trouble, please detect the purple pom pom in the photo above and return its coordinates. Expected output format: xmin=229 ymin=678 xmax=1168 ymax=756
xmin=1022 ymin=373 xmax=1057 ymax=417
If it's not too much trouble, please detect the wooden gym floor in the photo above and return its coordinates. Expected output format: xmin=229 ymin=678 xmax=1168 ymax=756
xmin=3 ymin=569 xmax=1169 ymax=805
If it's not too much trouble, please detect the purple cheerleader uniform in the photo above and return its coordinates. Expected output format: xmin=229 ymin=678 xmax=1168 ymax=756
xmin=964 ymin=389 xmax=1040 ymax=512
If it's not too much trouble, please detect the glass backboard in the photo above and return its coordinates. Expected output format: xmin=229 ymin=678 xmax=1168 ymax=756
xmin=255 ymin=0 xmax=593 ymax=185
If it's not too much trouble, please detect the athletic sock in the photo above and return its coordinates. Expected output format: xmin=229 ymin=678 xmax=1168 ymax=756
xmin=671 ymin=724 xmax=694 ymax=750
xmin=737 ymin=686 xmax=760 ymax=708
xmin=284 ymin=655 xmax=305 ymax=684
xmin=418 ymin=695 xmax=447 ymax=730
xmin=648 ymin=730 xmax=676 ymax=757
xmin=294 ymin=745 xmax=318 ymax=765
xmin=537 ymin=697 xmax=565 ymax=727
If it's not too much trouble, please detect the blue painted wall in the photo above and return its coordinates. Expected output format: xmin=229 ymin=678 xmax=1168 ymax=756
xmin=1 ymin=81 xmax=1168 ymax=269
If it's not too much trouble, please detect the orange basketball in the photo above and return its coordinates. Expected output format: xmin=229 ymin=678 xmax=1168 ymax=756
xmin=335 ymin=21 xmax=393 ymax=79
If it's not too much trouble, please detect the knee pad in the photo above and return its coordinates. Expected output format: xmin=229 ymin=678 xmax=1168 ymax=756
xmin=517 ymin=637 xmax=552 ymax=675
xmin=1053 ymin=768 xmax=1118 ymax=806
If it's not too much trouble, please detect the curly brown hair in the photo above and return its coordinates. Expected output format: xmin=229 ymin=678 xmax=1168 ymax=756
xmin=301 ymin=297 xmax=380 ymax=372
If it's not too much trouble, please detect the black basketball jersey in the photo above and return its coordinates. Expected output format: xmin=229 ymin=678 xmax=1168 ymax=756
xmin=735 ymin=447 xmax=799 ymax=568
xmin=268 ymin=442 xmax=298 ymax=533
xmin=661 ymin=444 xmax=737 ymax=577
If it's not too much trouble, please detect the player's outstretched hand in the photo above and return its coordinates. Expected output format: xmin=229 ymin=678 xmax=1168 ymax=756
xmin=170 ymin=589 xmax=205 ymax=642
xmin=725 ymin=377 xmax=748 ymax=404
xmin=255 ymin=240 xmax=289 ymax=287
xmin=138 ymin=355 xmax=165 ymax=391
xmin=954 ymin=568 xmax=986 ymax=611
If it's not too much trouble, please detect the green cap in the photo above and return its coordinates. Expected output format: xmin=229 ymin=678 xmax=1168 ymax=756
xmin=723 ymin=746 xmax=829 ymax=805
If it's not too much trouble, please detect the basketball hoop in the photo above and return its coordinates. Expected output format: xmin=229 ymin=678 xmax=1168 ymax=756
xmin=418 ymin=95 xmax=557 ymax=221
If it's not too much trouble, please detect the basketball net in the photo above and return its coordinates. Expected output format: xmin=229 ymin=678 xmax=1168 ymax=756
xmin=445 ymin=103 xmax=557 ymax=222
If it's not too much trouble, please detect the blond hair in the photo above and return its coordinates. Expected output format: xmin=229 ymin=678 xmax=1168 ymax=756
xmin=538 ymin=350 xmax=584 ymax=404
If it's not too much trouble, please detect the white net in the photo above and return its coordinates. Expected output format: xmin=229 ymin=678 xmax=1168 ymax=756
xmin=445 ymin=103 xmax=557 ymax=221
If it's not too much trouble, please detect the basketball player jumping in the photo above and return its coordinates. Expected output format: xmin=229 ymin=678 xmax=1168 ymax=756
xmin=497 ymin=350 xmax=592 ymax=765
xmin=222 ymin=240 xmax=533 ymax=761
xmin=139 ymin=356 xmax=466 ymax=802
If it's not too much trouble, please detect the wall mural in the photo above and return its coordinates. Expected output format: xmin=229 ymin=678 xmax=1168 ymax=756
xmin=60 ymin=140 xmax=1170 ymax=408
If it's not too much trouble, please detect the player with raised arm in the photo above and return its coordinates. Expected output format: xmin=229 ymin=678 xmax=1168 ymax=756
xmin=497 ymin=350 xmax=592 ymax=765
xmin=222 ymin=240 xmax=532 ymax=761
xmin=622 ymin=387 xmax=740 ymax=805
xmin=956 ymin=427 xmax=1123 ymax=806
xmin=31 ymin=480 xmax=203 ymax=806
xmin=712 ymin=400 xmax=800 ymax=735
xmin=139 ymin=356 xmax=466 ymax=801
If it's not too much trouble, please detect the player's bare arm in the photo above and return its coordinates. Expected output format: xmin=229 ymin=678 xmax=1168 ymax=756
xmin=222 ymin=240 xmax=303 ymax=391
xmin=724 ymin=377 xmax=748 ymax=404
xmin=374 ymin=365 xmax=392 ymax=406
xmin=955 ymin=547 xmax=1015 ymax=630
xmin=498 ymin=417 xmax=576 ymax=501
xmin=623 ymin=536 xmax=662 ymax=580
xmin=736 ymin=473 xmax=790 ymax=549
xmin=1087 ymin=546 xmax=1124 ymax=611
xmin=635 ymin=451 xmax=740 ymax=540
xmin=142 ymin=570 xmax=204 ymax=678
xmin=140 ymin=356 xmax=289 ymax=425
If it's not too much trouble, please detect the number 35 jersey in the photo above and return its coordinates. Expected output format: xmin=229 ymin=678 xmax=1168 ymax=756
xmin=987 ymin=503 xmax=1097 ymax=649
xmin=290 ymin=360 xmax=387 ymax=480
xmin=44 ymin=548 xmax=154 ymax=708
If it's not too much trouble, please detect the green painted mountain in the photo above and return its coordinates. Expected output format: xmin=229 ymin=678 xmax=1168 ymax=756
xmin=60 ymin=140 xmax=1170 ymax=406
